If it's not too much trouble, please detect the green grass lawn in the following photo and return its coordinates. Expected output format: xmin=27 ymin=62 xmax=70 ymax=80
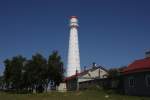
xmin=0 ymin=90 xmax=149 ymax=100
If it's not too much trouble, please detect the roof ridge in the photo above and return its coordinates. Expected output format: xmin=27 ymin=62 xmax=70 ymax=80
xmin=123 ymin=57 xmax=150 ymax=74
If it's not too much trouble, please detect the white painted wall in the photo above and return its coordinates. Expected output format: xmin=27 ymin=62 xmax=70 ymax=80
xmin=67 ymin=17 xmax=81 ymax=77
xmin=78 ymin=67 xmax=108 ymax=82
xmin=57 ymin=83 xmax=67 ymax=92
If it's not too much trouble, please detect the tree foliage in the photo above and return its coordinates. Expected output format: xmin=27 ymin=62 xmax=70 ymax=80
xmin=4 ymin=56 xmax=26 ymax=90
xmin=108 ymin=66 xmax=127 ymax=78
xmin=2 ymin=51 xmax=64 ymax=93
xmin=48 ymin=51 xmax=64 ymax=86
xmin=23 ymin=53 xmax=48 ymax=92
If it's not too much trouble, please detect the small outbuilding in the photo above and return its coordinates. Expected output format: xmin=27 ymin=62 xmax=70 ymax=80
xmin=122 ymin=51 xmax=150 ymax=96
xmin=64 ymin=64 xmax=108 ymax=91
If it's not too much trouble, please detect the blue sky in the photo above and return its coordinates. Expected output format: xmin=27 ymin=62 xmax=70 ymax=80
xmin=0 ymin=0 xmax=150 ymax=75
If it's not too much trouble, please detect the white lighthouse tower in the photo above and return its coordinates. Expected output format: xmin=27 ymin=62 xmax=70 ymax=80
xmin=67 ymin=16 xmax=81 ymax=77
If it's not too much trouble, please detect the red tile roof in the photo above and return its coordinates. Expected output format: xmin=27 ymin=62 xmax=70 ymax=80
xmin=70 ymin=16 xmax=78 ymax=19
xmin=123 ymin=57 xmax=150 ymax=74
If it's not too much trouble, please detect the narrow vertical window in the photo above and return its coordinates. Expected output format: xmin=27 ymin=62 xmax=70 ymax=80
xmin=128 ymin=77 xmax=135 ymax=87
xmin=146 ymin=75 xmax=150 ymax=87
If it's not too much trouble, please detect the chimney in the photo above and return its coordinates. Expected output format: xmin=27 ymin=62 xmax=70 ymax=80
xmin=75 ymin=69 xmax=78 ymax=76
xmin=84 ymin=66 xmax=86 ymax=71
xmin=92 ymin=62 xmax=97 ymax=68
xmin=145 ymin=51 xmax=150 ymax=58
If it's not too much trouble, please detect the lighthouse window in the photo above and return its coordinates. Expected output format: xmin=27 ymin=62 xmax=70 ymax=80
xmin=128 ymin=77 xmax=135 ymax=87
xmin=146 ymin=75 xmax=150 ymax=87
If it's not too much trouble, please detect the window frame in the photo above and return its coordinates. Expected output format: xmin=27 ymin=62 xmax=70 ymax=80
xmin=145 ymin=75 xmax=150 ymax=87
xmin=128 ymin=77 xmax=136 ymax=88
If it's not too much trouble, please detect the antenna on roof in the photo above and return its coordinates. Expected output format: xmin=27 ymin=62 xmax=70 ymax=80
xmin=145 ymin=50 xmax=150 ymax=58
xmin=84 ymin=66 xmax=86 ymax=71
xmin=75 ymin=68 xmax=78 ymax=76
xmin=92 ymin=62 xmax=97 ymax=68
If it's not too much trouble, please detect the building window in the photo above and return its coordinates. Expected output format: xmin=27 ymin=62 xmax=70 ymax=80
xmin=50 ymin=80 xmax=55 ymax=86
xmin=146 ymin=75 xmax=150 ymax=87
xmin=128 ymin=77 xmax=135 ymax=87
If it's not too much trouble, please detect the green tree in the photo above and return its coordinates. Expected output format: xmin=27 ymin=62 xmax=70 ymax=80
xmin=108 ymin=66 xmax=127 ymax=78
xmin=24 ymin=53 xmax=47 ymax=93
xmin=107 ymin=66 xmax=127 ymax=93
xmin=3 ymin=51 xmax=64 ymax=93
xmin=48 ymin=51 xmax=64 ymax=86
xmin=23 ymin=60 xmax=35 ymax=92
xmin=3 ymin=59 xmax=11 ymax=89
xmin=0 ymin=76 xmax=4 ymax=90
xmin=3 ymin=55 xmax=26 ymax=90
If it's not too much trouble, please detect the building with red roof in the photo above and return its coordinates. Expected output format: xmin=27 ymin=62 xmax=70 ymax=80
xmin=122 ymin=51 xmax=150 ymax=96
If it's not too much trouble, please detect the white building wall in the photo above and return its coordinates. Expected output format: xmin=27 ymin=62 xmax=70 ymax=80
xmin=78 ymin=68 xmax=108 ymax=82
xmin=67 ymin=16 xmax=81 ymax=77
